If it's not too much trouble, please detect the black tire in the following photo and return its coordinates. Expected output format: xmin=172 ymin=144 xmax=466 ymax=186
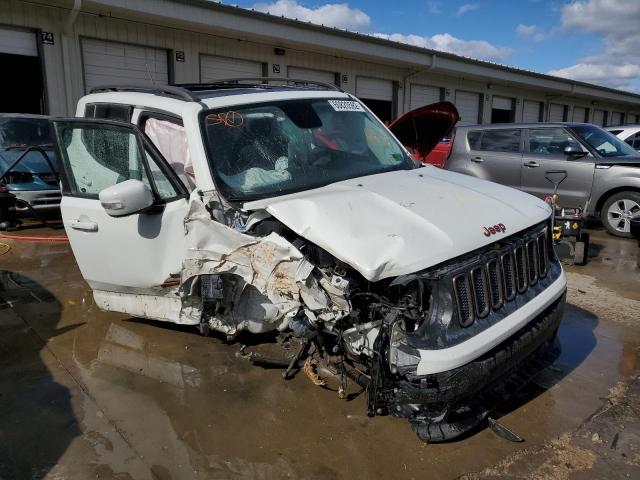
xmin=600 ymin=191 xmax=640 ymax=238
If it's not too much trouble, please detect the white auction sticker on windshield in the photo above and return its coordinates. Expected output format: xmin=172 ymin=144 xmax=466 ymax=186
xmin=328 ymin=100 xmax=365 ymax=112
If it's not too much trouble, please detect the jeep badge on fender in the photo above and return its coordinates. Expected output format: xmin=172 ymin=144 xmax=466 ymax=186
xmin=483 ymin=223 xmax=506 ymax=236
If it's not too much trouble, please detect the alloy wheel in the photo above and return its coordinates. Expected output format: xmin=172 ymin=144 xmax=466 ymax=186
xmin=607 ymin=198 xmax=640 ymax=233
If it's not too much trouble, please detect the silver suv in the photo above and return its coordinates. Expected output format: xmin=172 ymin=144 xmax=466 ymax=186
xmin=446 ymin=123 xmax=640 ymax=237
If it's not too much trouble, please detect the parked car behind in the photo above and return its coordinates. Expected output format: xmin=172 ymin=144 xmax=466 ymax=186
xmin=446 ymin=123 xmax=640 ymax=237
xmin=389 ymin=105 xmax=455 ymax=168
xmin=607 ymin=125 xmax=640 ymax=152
xmin=0 ymin=114 xmax=60 ymax=212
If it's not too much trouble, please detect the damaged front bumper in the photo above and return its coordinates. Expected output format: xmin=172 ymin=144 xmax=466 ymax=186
xmin=370 ymin=292 xmax=565 ymax=442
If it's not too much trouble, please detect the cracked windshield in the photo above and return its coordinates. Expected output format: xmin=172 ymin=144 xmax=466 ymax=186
xmin=203 ymin=98 xmax=411 ymax=200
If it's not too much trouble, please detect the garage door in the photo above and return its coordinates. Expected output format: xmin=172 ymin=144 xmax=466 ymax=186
xmin=356 ymin=77 xmax=393 ymax=101
xmin=82 ymin=39 xmax=168 ymax=93
xmin=522 ymin=100 xmax=541 ymax=123
xmin=455 ymin=91 xmax=481 ymax=125
xmin=0 ymin=27 xmax=37 ymax=56
xmin=592 ymin=109 xmax=605 ymax=126
xmin=409 ymin=84 xmax=441 ymax=110
xmin=200 ymin=54 xmax=263 ymax=82
xmin=288 ymin=66 xmax=336 ymax=86
xmin=572 ymin=106 xmax=587 ymax=122
xmin=548 ymin=103 xmax=565 ymax=122
xmin=610 ymin=112 xmax=624 ymax=126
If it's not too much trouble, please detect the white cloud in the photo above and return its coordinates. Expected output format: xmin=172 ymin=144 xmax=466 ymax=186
xmin=457 ymin=3 xmax=480 ymax=15
xmin=373 ymin=32 xmax=511 ymax=62
xmin=252 ymin=1 xmax=510 ymax=62
xmin=548 ymin=0 xmax=640 ymax=91
xmin=548 ymin=64 xmax=640 ymax=92
xmin=515 ymin=24 xmax=547 ymax=42
xmin=427 ymin=1 xmax=441 ymax=15
xmin=253 ymin=0 xmax=371 ymax=30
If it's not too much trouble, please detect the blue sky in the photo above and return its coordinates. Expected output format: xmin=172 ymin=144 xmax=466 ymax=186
xmin=225 ymin=0 xmax=640 ymax=93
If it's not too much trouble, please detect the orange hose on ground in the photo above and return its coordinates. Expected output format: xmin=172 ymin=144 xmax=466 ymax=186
xmin=0 ymin=233 xmax=69 ymax=242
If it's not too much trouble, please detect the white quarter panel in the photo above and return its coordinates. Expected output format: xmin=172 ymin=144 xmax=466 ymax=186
xmin=245 ymin=168 xmax=551 ymax=281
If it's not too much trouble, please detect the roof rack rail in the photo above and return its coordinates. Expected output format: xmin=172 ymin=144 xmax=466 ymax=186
xmin=89 ymin=85 xmax=197 ymax=101
xmin=175 ymin=77 xmax=343 ymax=92
xmin=88 ymin=78 xmax=343 ymax=101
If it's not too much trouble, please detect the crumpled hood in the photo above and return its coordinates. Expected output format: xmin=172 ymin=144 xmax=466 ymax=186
xmin=244 ymin=168 xmax=551 ymax=281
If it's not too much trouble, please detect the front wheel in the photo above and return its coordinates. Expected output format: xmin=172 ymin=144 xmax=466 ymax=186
xmin=601 ymin=191 xmax=640 ymax=238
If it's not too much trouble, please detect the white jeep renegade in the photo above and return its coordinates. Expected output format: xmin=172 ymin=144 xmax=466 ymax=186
xmin=51 ymin=80 xmax=566 ymax=442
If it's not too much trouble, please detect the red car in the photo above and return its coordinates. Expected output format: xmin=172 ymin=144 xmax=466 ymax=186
xmin=389 ymin=103 xmax=458 ymax=168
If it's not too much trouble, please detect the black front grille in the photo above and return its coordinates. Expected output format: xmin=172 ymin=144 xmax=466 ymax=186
xmin=453 ymin=226 xmax=551 ymax=328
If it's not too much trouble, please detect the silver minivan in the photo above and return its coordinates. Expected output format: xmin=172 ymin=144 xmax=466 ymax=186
xmin=446 ymin=123 xmax=640 ymax=237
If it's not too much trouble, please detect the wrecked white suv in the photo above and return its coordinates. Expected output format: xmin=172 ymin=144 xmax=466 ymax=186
xmin=51 ymin=80 xmax=566 ymax=442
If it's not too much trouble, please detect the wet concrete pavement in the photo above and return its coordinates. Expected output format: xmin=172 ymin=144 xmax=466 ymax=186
xmin=0 ymin=227 xmax=639 ymax=479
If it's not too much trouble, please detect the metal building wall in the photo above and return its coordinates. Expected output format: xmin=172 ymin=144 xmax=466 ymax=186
xmin=2 ymin=0 xmax=640 ymax=123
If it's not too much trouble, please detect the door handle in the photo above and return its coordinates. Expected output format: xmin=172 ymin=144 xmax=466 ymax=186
xmin=471 ymin=156 xmax=484 ymax=163
xmin=69 ymin=219 xmax=98 ymax=232
xmin=524 ymin=161 xmax=540 ymax=168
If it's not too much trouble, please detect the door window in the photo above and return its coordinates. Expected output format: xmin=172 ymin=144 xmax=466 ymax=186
xmin=54 ymin=121 xmax=182 ymax=200
xmin=624 ymin=132 xmax=640 ymax=150
xmin=478 ymin=129 xmax=521 ymax=153
xmin=527 ymin=128 xmax=582 ymax=155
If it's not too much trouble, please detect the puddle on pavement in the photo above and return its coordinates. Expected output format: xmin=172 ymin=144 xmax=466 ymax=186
xmin=1 ymin=231 xmax=639 ymax=479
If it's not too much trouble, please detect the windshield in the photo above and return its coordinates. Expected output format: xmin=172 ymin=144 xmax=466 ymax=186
xmin=0 ymin=117 xmax=53 ymax=149
xmin=202 ymin=98 xmax=412 ymax=201
xmin=571 ymin=124 xmax=638 ymax=158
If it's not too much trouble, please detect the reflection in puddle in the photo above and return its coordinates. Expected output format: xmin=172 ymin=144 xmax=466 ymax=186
xmin=97 ymin=323 xmax=201 ymax=389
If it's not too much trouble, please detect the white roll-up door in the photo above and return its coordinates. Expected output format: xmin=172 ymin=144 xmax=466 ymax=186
xmin=455 ymin=90 xmax=481 ymax=125
xmin=492 ymin=96 xmax=512 ymax=110
xmin=0 ymin=27 xmax=37 ymax=56
xmin=592 ymin=109 xmax=605 ymax=126
xmin=200 ymin=55 xmax=263 ymax=82
xmin=81 ymin=39 xmax=168 ymax=93
xmin=548 ymin=103 xmax=566 ymax=122
xmin=521 ymin=100 xmax=541 ymax=123
xmin=409 ymin=84 xmax=441 ymax=110
xmin=572 ymin=106 xmax=587 ymax=122
xmin=288 ymin=66 xmax=335 ymax=85
xmin=356 ymin=77 xmax=393 ymax=101
xmin=610 ymin=112 xmax=623 ymax=126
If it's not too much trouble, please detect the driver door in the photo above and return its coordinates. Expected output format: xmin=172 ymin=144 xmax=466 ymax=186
xmin=520 ymin=127 xmax=595 ymax=208
xmin=51 ymin=119 xmax=189 ymax=313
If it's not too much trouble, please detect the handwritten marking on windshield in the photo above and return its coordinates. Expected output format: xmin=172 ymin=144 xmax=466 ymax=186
xmin=207 ymin=111 xmax=244 ymax=127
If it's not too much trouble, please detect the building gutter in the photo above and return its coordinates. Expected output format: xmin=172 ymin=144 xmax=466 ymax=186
xmin=61 ymin=0 xmax=82 ymax=114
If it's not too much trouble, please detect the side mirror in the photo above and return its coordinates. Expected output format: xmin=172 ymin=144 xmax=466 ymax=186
xmin=564 ymin=146 xmax=587 ymax=158
xmin=99 ymin=179 xmax=154 ymax=217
